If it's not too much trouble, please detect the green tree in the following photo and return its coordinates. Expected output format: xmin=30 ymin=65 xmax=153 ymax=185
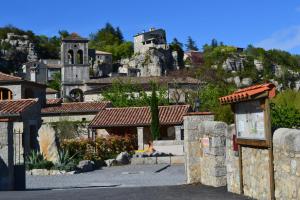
xmin=101 ymin=79 xmax=169 ymax=107
xmin=185 ymin=36 xmax=198 ymax=51
xmin=48 ymin=72 xmax=61 ymax=91
xmin=150 ymin=83 xmax=160 ymax=140
xmin=89 ymin=23 xmax=133 ymax=61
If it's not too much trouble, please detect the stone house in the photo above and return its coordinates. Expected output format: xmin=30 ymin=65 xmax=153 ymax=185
xmin=0 ymin=99 xmax=41 ymax=190
xmin=41 ymin=101 xmax=111 ymax=138
xmin=0 ymin=72 xmax=46 ymax=106
xmin=89 ymin=105 xmax=191 ymax=155
xmin=134 ymin=28 xmax=167 ymax=54
xmin=90 ymin=50 xmax=113 ymax=77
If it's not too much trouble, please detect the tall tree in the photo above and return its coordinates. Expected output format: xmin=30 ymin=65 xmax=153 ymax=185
xmin=185 ymin=36 xmax=198 ymax=51
xmin=150 ymin=83 xmax=160 ymax=140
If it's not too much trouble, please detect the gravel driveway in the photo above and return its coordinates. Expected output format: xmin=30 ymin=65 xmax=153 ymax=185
xmin=26 ymin=164 xmax=185 ymax=190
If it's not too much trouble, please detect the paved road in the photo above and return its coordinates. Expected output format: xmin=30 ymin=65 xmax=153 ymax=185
xmin=0 ymin=185 xmax=250 ymax=200
xmin=26 ymin=164 xmax=185 ymax=189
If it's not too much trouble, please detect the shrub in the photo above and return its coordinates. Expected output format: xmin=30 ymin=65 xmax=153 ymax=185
xmin=54 ymin=149 xmax=78 ymax=171
xmin=198 ymin=83 xmax=236 ymax=124
xmin=26 ymin=151 xmax=54 ymax=170
xmin=61 ymin=135 xmax=137 ymax=162
xmin=271 ymin=90 xmax=300 ymax=129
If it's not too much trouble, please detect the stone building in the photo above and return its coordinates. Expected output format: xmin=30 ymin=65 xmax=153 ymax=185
xmin=0 ymin=99 xmax=41 ymax=190
xmin=120 ymin=28 xmax=178 ymax=77
xmin=134 ymin=28 xmax=167 ymax=54
xmin=0 ymin=72 xmax=46 ymax=106
xmin=90 ymin=50 xmax=113 ymax=77
xmin=89 ymin=105 xmax=191 ymax=155
xmin=61 ymin=33 xmax=89 ymax=102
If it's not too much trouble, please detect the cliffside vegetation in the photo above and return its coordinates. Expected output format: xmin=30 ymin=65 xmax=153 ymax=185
xmin=89 ymin=23 xmax=133 ymax=61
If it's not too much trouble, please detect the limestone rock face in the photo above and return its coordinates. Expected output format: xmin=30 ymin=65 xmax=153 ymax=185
xmin=37 ymin=124 xmax=59 ymax=164
xmin=120 ymin=48 xmax=176 ymax=77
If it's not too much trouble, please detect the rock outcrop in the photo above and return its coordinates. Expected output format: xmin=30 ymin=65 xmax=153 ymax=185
xmin=120 ymin=48 xmax=177 ymax=77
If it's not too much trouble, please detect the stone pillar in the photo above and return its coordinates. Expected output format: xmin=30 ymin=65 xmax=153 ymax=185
xmin=183 ymin=112 xmax=214 ymax=184
xmin=184 ymin=112 xmax=227 ymax=187
xmin=137 ymin=127 xmax=144 ymax=150
xmin=0 ymin=121 xmax=14 ymax=190
xmin=175 ymin=125 xmax=182 ymax=141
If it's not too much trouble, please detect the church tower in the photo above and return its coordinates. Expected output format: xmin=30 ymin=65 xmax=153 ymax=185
xmin=61 ymin=33 xmax=89 ymax=101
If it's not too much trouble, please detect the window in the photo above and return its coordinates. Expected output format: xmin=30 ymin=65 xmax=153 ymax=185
xmin=76 ymin=50 xmax=83 ymax=64
xmin=0 ymin=88 xmax=13 ymax=100
xmin=67 ymin=50 xmax=74 ymax=64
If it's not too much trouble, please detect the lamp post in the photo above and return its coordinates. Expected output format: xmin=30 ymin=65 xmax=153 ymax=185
xmin=194 ymin=97 xmax=200 ymax=112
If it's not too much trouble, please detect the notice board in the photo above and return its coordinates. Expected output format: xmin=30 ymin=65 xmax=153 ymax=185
xmin=235 ymin=100 xmax=266 ymax=140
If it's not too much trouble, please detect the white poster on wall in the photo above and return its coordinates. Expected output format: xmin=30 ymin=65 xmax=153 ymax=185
xmin=235 ymin=100 xmax=265 ymax=140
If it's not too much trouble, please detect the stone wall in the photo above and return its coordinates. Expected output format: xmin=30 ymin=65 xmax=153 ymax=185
xmin=273 ymin=128 xmax=300 ymax=200
xmin=226 ymin=126 xmax=300 ymax=200
xmin=226 ymin=124 xmax=271 ymax=200
xmin=225 ymin=124 xmax=240 ymax=194
xmin=0 ymin=122 xmax=14 ymax=190
xmin=184 ymin=113 xmax=228 ymax=187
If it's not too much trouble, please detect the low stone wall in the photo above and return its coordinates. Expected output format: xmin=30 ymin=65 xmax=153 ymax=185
xmin=153 ymin=140 xmax=184 ymax=156
xmin=184 ymin=113 xmax=226 ymax=187
xmin=273 ymin=128 xmax=300 ymax=200
xmin=131 ymin=155 xmax=184 ymax=165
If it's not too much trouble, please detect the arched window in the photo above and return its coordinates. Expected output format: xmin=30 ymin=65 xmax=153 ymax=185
xmin=67 ymin=50 xmax=74 ymax=64
xmin=69 ymin=88 xmax=83 ymax=102
xmin=76 ymin=50 xmax=83 ymax=64
xmin=0 ymin=87 xmax=13 ymax=100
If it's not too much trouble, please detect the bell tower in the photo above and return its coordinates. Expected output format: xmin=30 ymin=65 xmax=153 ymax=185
xmin=61 ymin=33 xmax=89 ymax=101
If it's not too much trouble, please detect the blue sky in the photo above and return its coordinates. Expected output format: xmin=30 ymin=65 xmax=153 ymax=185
xmin=1 ymin=0 xmax=300 ymax=54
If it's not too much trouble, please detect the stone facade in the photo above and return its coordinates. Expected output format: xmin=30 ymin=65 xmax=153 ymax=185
xmin=225 ymin=124 xmax=240 ymax=194
xmin=61 ymin=35 xmax=89 ymax=101
xmin=183 ymin=113 xmax=229 ymax=187
xmin=273 ymin=128 xmax=300 ymax=200
xmin=226 ymin=124 xmax=271 ymax=200
xmin=226 ymin=126 xmax=300 ymax=200
xmin=134 ymin=28 xmax=167 ymax=54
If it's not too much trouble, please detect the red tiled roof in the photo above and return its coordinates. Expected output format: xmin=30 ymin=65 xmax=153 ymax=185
xmin=89 ymin=105 xmax=191 ymax=128
xmin=46 ymin=98 xmax=63 ymax=105
xmin=0 ymin=72 xmax=22 ymax=82
xmin=42 ymin=101 xmax=111 ymax=114
xmin=0 ymin=99 xmax=38 ymax=117
xmin=219 ymin=83 xmax=276 ymax=104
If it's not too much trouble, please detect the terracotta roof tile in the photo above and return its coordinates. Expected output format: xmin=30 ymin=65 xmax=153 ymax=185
xmin=89 ymin=105 xmax=191 ymax=128
xmin=0 ymin=72 xmax=22 ymax=81
xmin=46 ymin=98 xmax=63 ymax=105
xmin=0 ymin=99 xmax=38 ymax=117
xmin=42 ymin=101 xmax=111 ymax=114
xmin=219 ymin=83 xmax=276 ymax=104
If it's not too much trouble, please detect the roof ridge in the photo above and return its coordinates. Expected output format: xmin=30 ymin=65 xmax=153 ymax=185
xmin=61 ymin=101 xmax=111 ymax=105
xmin=0 ymin=98 xmax=38 ymax=102
xmin=105 ymin=104 xmax=190 ymax=110
xmin=0 ymin=72 xmax=22 ymax=80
